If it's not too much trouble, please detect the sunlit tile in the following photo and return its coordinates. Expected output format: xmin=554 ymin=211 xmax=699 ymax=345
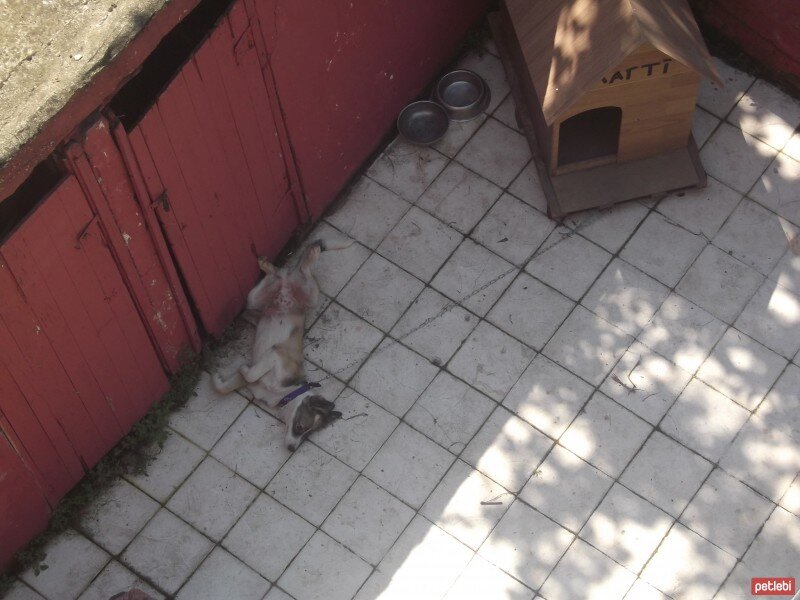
xmin=503 ymin=354 xmax=593 ymax=438
xmin=641 ymin=523 xmax=736 ymax=599
xmin=681 ymin=468 xmax=774 ymax=558
xmin=520 ymin=444 xmax=613 ymax=532
xmin=620 ymin=432 xmax=712 ymax=517
xmin=661 ymin=378 xmax=750 ymax=462
xmin=461 ymin=406 xmax=553 ymax=493
xmin=696 ymin=327 xmax=786 ymax=409
xmin=422 ymin=460 xmax=510 ymax=549
xmin=540 ymin=538 xmax=636 ymax=600
xmin=580 ymin=484 xmax=673 ymax=573
xmin=479 ymin=500 xmax=573 ymax=589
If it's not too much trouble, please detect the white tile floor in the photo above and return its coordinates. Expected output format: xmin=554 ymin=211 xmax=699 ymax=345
xmin=9 ymin=40 xmax=800 ymax=600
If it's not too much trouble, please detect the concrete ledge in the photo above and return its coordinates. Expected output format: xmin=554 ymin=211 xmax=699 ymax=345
xmin=0 ymin=0 xmax=199 ymax=198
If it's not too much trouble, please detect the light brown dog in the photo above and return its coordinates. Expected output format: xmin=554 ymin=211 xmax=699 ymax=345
xmin=213 ymin=239 xmax=348 ymax=449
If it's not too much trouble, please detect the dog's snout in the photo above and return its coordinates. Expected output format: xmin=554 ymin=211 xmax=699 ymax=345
xmin=287 ymin=443 xmax=296 ymax=452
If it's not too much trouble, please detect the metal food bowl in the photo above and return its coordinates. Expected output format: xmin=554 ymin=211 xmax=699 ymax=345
xmin=397 ymin=100 xmax=449 ymax=145
xmin=434 ymin=69 xmax=491 ymax=121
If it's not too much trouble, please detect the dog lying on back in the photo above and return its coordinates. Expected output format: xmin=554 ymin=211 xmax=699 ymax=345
xmin=213 ymin=239 xmax=349 ymax=450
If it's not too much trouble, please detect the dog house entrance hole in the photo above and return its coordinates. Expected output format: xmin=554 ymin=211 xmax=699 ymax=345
xmin=557 ymin=106 xmax=622 ymax=167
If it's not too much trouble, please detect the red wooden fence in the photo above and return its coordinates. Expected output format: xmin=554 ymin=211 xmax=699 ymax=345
xmin=66 ymin=123 xmax=201 ymax=373
xmin=128 ymin=0 xmax=305 ymax=336
xmin=255 ymin=0 xmax=490 ymax=217
xmin=691 ymin=0 xmax=800 ymax=91
xmin=0 ymin=175 xmax=170 ymax=561
xmin=0 ymin=0 xmax=488 ymax=568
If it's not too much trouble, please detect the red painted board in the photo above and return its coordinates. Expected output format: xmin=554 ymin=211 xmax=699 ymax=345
xmin=4 ymin=192 xmax=124 ymax=450
xmin=0 ymin=362 xmax=72 ymax=502
xmin=189 ymin=35 xmax=267 ymax=264
xmin=132 ymin=112 xmax=226 ymax=334
xmin=158 ymin=73 xmax=250 ymax=301
xmin=253 ymin=0 xmax=490 ymax=217
xmin=0 ymin=246 xmax=107 ymax=468
xmin=110 ymin=121 xmax=202 ymax=355
xmin=81 ymin=121 xmax=195 ymax=371
xmin=0 ymin=431 xmax=51 ymax=570
xmin=0 ymin=292 xmax=85 ymax=485
xmin=224 ymin=7 xmax=294 ymax=207
xmin=201 ymin=15 xmax=301 ymax=256
xmin=65 ymin=145 xmax=174 ymax=373
xmin=691 ymin=0 xmax=800 ymax=86
xmin=54 ymin=187 xmax=167 ymax=429
xmin=134 ymin=102 xmax=239 ymax=336
xmin=241 ymin=0 xmax=308 ymax=222
xmin=54 ymin=161 xmax=168 ymax=408
xmin=205 ymin=18 xmax=295 ymax=241
xmin=180 ymin=55 xmax=261 ymax=292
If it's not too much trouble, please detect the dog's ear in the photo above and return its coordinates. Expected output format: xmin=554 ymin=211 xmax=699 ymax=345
xmin=307 ymin=395 xmax=341 ymax=425
xmin=308 ymin=395 xmax=336 ymax=413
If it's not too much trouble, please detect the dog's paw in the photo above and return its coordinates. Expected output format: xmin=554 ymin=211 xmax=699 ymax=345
xmin=211 ymin=372 xmax=225 ymax=392
xmin=257 ymin=256 xmax=276 ymax=274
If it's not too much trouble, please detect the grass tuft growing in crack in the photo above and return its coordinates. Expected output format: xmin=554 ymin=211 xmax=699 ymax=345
xmin=0 ymin=351 xmax=204 ymax=596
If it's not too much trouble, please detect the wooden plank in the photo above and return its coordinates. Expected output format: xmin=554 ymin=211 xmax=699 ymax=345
xmin=80 ymin=121 xmax=195 ymax=371
xmin=550 ymin=143 xmax=705 ymax=213
xmin=208 ymin=16 xmax=291 ymax=237
xmin=262 ymin=191 xmax=302 ymax=258
xmin=222 ymin=12 xmax=293 ymax=213
xmin=241 ymin=0 xmax=308 ymax=223
xmin=183 ymin=42 xmax=262 ymax=285
xmin=0 ymin=304 xmax=85 ymax=485
xmin=70 ymin=215 xmax=167 ymax=426
xmin=110 ymin=121 xmax=202 ymax=355
xmin=632 ymin=0 xmax=721 ymax=84
xmin=0 ymin=360 xmax=73 ymax=502
xmin=0 ymin=430 xmax=52 ymax=570
xmin=128 ymin=122 xmax=217 ymax=333
xmin=6 ymin=190 xmax=124 ymax=449
xmin=135 ymin=103 xmax=237 ymax=335
xmin=54 ymin=183 xmax=165 ymax=429
xmin=192 ymin=25 xmax=267 ymax=246
xmin=0 ymin=249 xmax=106 ymax=468
xmin=65 ymin=144 xmax=175 ymax=372
xmin=157 ymin=73 xmax=249 ymax=304
xmin=491 ymin=12 xmax=563 ymax=217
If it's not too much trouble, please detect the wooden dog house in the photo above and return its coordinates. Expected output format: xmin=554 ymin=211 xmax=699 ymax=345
xmin=493 ymin=0 xmax=722 ymax=216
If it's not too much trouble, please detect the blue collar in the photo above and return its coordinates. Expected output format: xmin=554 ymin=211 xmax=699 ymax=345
xmin=277 ymin=382 xmax=321 ymax=407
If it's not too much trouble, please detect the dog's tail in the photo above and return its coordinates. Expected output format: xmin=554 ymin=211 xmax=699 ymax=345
xmin=311 ymin=238 xmax=354 ymax=252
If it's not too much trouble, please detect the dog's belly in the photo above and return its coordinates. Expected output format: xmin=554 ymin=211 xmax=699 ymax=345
xmin=252 ymin=316 xmax=295 ymax=358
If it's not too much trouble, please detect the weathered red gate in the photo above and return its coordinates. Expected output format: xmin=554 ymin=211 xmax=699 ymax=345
xmin=0 ymin=0 xmax=489 ymax=568
xmin=0 ymin=174 xmax=171 ymax=558
xmin=0 ymin=0 xmax=306 ymax=566
xmin=126 ymin=0 xmax=305 ymax=336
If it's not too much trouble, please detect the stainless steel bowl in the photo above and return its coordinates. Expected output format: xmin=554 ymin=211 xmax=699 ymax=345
xmin=434 ymin=70 xmax=491 ymax=121
xmin=397 ymin=100 xmax=449 ymax=145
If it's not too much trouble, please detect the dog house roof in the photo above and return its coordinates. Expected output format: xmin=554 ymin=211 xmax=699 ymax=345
xmin=506 ymin=0 xmax=722 ymax=124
